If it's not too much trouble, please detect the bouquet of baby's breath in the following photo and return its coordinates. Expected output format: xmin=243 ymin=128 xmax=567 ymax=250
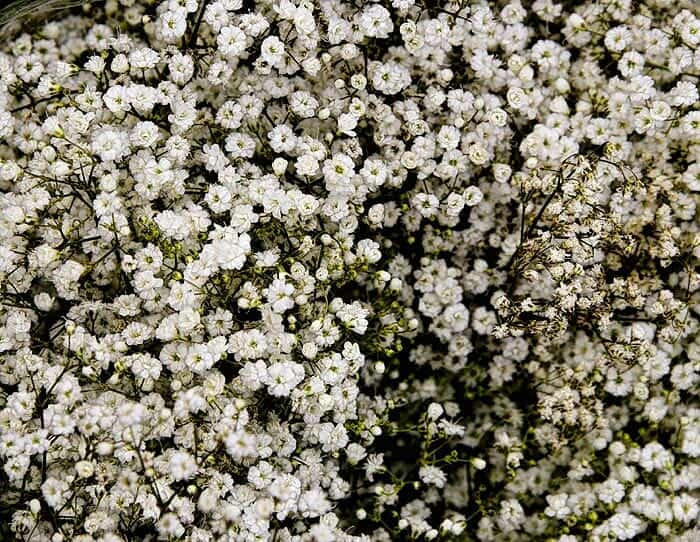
xmin=0 ymin=0 xmax=698 ymax=541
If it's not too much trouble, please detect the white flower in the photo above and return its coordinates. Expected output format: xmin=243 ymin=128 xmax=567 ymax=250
xmin=41 ymin=478 xmax=69 ymax=509
xmin=336 ymin=301 xmax=370 ymax=334
xmin=464 ymin=186 xmax=484 ymax=206
xmin=317 ymin=422 xmax=349 ymax=452
xmin=217 ymin=25 xmax=247 ymax=58
xmin=225 ymin=430 xmax=258 ymax=461
xmin=169 ymin=451 xmax=198 ymax=480
xmin=297 ymin=154 xmax=320 ymax=176
xmin=607 ymin=512 xmax=644 ymax=540
xmin=597 ymin=478 xmax=625 ymax=504
xmin=507 ymin=86 xmax=527 ymax=109
xmin=265 ymin=361 xmax=305 ymax=396
xmin=265 ymin=275 xmax=295 ymax=313
xmin=346 ymin=443 xmax=367 ymax=465
xmin=360 ymin=5 xmax=393 ymax=39
xmin=427 ymin=403 xmax=443 ymax=420
xmin=260 ymin=36 xmax=285 ymax=65
xmin=298 ymin=488 xmax=331 ymax=518
xmin=268 ymin=125 xmax=297 ymax=154
xmin=158 ymin=9 xmax=188 ymax=43
xmin=1 ymin=1 xmax=699 ymax=540
xmin=168 ymin=52 xmax=194 ymax=85
xmin=419 ymin=465 xmax=447 ymax=488
xmin=74 ymin=460 xmax=94 ymax=478
xmin=672 ymin=494 xmax=699 ymax=523
xmin=91 ymin=128 xmax=129 ymax=162
xmin=639 ymin=442 xmax=674 ymax=472
xmin=371 ymin=62 xmax=411 ymax=95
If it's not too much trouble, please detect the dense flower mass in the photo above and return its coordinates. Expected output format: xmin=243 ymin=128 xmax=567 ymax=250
xmin=0 ymin=0 xmax=699 ymax=540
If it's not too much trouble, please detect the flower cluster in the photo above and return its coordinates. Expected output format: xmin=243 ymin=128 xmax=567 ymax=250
xmin=0 ymin=0 xmax=698 ymax=541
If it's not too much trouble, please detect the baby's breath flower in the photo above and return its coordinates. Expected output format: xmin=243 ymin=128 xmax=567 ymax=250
xmin=0 ymin=1 xmax=698 ymax=541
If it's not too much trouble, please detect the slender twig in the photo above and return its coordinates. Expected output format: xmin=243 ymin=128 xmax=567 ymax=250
xmin=188 ymin=0 xmax=212 ymax=49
